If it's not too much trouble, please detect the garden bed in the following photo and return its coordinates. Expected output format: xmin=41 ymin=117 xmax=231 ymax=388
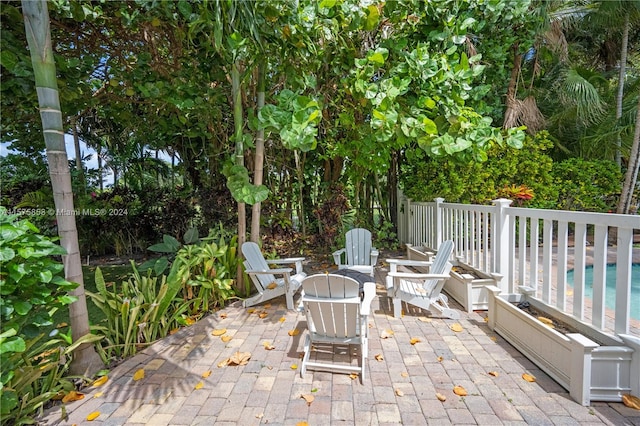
xmin=487 ymin=286 xmax=640 ymax=406
xmin=444 ymin=260 xmax=501 ymax=313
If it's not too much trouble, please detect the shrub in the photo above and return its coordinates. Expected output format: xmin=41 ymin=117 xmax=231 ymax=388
xmin=0 ymin=208 xmax=93 ymax=424
xmin=551 ymin=158 xmax=622 ymax=212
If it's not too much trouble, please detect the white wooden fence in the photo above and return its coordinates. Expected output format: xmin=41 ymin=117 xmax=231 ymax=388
xmin=397 ymin=194 xmax=640 ymax=337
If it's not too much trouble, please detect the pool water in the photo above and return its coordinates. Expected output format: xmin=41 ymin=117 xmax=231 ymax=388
xmin=567 ymin=264 xmax=640 ymax=320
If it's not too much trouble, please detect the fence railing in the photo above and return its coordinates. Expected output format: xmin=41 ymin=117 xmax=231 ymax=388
xmin=397 ymin=193 xmax=640 ymax=337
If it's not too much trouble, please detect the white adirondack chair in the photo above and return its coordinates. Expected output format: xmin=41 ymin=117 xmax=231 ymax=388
xmin=332 ymin=228 xmax=379 ymax=277
xmin=300 ymin=274 xmax=376 ymax=383
xmin=386 ymin=240 xmax=459 ymax=320
xmin=241 ymin=242 xmax=306 ymax=310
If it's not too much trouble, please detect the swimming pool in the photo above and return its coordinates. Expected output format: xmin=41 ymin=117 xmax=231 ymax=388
xmin=567 ymin=264 xmax=640 ymax=320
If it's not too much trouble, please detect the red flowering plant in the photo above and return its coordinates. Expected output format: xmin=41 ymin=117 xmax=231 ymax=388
xmin=498 ymin=184 xmax=534 ymax=206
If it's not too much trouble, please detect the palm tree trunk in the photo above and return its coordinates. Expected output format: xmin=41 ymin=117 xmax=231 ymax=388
xmin=250 ymin=63 xmax=265 ymax=243
xmin=232 ymin=62 xmax=246 ymax=290
xmin=22 ymin=0 xmax=102 ymax=375
xmin=617 ymin=91 xmax=640 ymax=214
xmin=615 ymin=12 xmax=629 ymax=166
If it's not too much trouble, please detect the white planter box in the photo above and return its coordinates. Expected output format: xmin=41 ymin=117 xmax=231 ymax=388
xmin=487 ymin=286 xmax=640 ymax=406
xmin=445 ymin=260 xmax=501 ymax=313
xmin=405 ymin=244 xmax=433 ymax=264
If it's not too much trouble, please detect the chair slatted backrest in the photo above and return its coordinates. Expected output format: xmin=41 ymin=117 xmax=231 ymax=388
xmin=422 ymin=240 xmax=454 ymax=294
xmin=302 ymin=275 xmax=361 ymax=339
xmin=241 ymin=242 xmax=276 ymax=290
xmin=345 ymin=228 xmax=372 ymax=267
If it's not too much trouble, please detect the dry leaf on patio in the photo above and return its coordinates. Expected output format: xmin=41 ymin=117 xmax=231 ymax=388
xmin=247 ymin=308 xmax=256 ymax=314
xmin=212 ymin=328 xmax=227 ymax=336
xmin=622 ymin=394 xmax=640 ymax=410
xmin=437 ymin=356 xmax=444 ymax=362
xmin=522 ymin=373 xmax=536 ymax=382
xmin=93 ymin=392 xmax=103 ymax=398
xmin=91 ymin=375 xmax=108 ymax=387
xmin=349 ymin=373 xmax=359 ymax=380
xmin=220 ymin=313 xmax=228 ymax=319
xmin=395 ymin=389 xmax=404 ymax=396
xmin=436 ymin=392 xmax=447 ymax=402
xmin=488 ymin=371 xmax=499 ymax=377
xmin=537 ymin=316 xmax=553 ymax=325
xmin=263 ymin=341 xmax=276 ymax=350
xmin=221 ymin=335 xmax=232 ymax=343
xmin=483 ymin=316 xmax=489 ymax=322
xmin=490 ymin=336 xmax=497 ymax=342
xmin=450 ymin=323 xmax=464 ymax=332
xmin=410 ymin=337 xmax=421 ymax=345
xmin=86 ymin=411 xmax=100 ymax=421
xmin=228 ymin=351 xmax=251 ymax=366
xmin=259 ymin=312 xmax=268 ymax=319
xmin=62 ymin=390 xmax=84 ymax=403
xmin=256 ymin=413 xmax=264 ymax=419
xmin=288 ymin=329 xmax=300 ymax=336
xmin=290 ymin=364 xmax=298 ymax=370
xmin=380 ymin=329 xmax=394 ymax=339
xmin=194 ymin=381 xmax=204 ymax=390
xmin=202 ymin=370 xmax=211 ymax=378
xmin=264 ymin=303 xmax=272 ymax=308
xmin=453 ymin=385 xmax=467 ymax=396
xmin=217 ymin=358 xmax=230 ymax=368
xmin=266 ymin=282 xmax=278 ymax=290
xmin=296 ymin=422 xmax=309 ymax=426
xmin=301 ymin=394 xmax=315 ymax=405
xmin=133 ymin=369 xmax=145 ymax=381
xmin=279 ymin=316 xmax=286 ymax=322
xmin=401 ymin=372 xmax=409 ymax=378
xmin=374 ymin=354 xmax=384 ymax=361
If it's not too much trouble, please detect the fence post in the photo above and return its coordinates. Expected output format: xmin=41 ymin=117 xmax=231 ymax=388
xmin=434 ymin=197 xmax=444 ymax=249
xmin=492 ymin=198 xmax=512 ymax=293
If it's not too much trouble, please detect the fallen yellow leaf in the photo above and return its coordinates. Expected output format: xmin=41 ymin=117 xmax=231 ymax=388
xmin=622 ymin=394 xmax=640 ymax=410
xmin=488 ymin=371 xmax=499 ymax=377
xmin=264 ymin=303 xmax=272 ymax=308
xmin=349 ymin=373 xmax=358 ymax=380
xmin=212 ymin=328 xmax=227 ymax=336
xmin=194 ymin=381 xmax=204 ymax=390
xmin=374 ymin=354 xmax=384 ymax=361
xmin=256 ymin=413 xmax=264 ymax=419
xmin=537 ymin=316 xmax=553 ymax=325
xmin=266 ymin=282 xmax=278 ymax=290
xmin=279 ymin=316 xmax=286 ymax=322
xmin=401 ymin=372 xmax=409 ymax=378
xmin=522 ymin=373 xmax=536 ymax=382
xmin=217 ymin=358 xmax=230 ymax=368
xmin=453 ymin=385 xmax=467 ymax=396
xmin=57 ymin=322 xmax=68 ymax=328
xmin=410 ymin=337 xmax=421 ymax=345
xmin=291 ymin=364 xmax=298 ymax=370
xmin=380 ymin=329 xmax=394 ymax=339
xmin=490 ymin=336 xmax=497 ymax=342
xmin=220 ymin=313 xmax=228 ymax=319
xmin=247 ymin=308 xmax=256 ymax=314
xmin=301 ymin=394 xmax=315 ymax=405
xmin=450 ymin=323 xmax=464 ymax=332
xmin=86 ymin=411 xmax=100 ymax=421
xmin=418 ymin=317 xmax=432 ymax=323
xmin=484 ymin=316 xmax=489 ymax=322
xmin=184 ymin=317 xmax=196 ymax=325
xmin=296 ymin=422 xmax=309 ymax=426
xmin=263 ymin=342 xmax=275 ymax=350
xmin=133 ymin=369 xmax=145 ymax=381
xmin=228 ymin=351 xmax=251 ymax=366
xmin=221 ymin=335 xmax=232 ymax=343
xmin=93 ymin=392 xmax=103 ymax=398
xmin=91 ymin=375 xmax=108 ymax=387
xmin=437 ymin=356 xmax=444 ymax=362
xmin=288 ymin=329 xmax=300 ymax=336
xmin=169 ymin=328 xmax=179 ymax=335
xmin=62 ymin=390 xmax=84 ymax=403
xmin=395 ymin=389 xmax=404 ymax=396
xmin=259 ymin=312 xmax=268 ymax=319
xmin=202 ymin=370 xmax=211 ymax=378
xmin=436 ymin=392 xmax=447 ymax=401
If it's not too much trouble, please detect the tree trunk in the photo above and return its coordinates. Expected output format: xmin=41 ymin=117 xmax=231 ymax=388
xmin=617 ymin=91 xmax=640 ymax=214
xmin=22 ymin=0 xmax=102 ymax=375
xmin=250 ymin=63 xmax=265 ymax=243
xmin=615 ymin=12 xmax=629 ymax=167
xmin=232 ymin=62 xmax=246 ymax=290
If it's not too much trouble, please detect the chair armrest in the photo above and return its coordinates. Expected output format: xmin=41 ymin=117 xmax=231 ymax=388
xmin=245 ymin=268 xmax=292 ymax=275
xmin=370 ymin=248 xmax=379 ymax=265
xmin=332 ymin=248 xmax=346 ymax=266
xmin=388 ymin=272 xmax=450 ymax=280
xmin=267 ymin=258 xmax=305 ymax=274
xmin=386 ymin=258 xmax=433 ymax=273
xmin=360 ymin=281 xmax=376 ymax=316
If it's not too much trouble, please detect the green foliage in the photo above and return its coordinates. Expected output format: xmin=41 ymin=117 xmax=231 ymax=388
xmin=87 ymin=262 xmax=188 ymax=362
xmin=312 ymin=185 xmax=351 ymax=250
xmin=552 ymin=158 xmax=622 ymax=212
xmin=0 ymin=208 xmax=85 ymax=423
xmin=401 ymin=131 xmax=555 ymax=206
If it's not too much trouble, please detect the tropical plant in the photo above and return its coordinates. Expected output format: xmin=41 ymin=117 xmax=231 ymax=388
xmin=87 ymin=262 xmax=187 ymax=363
xmin=0 ymin=208 xmax=101 ymax=424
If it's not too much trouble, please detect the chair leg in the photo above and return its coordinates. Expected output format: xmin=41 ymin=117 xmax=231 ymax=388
xmin=393 ymin=297 xmax=403 ymax=318
xmin=300 ymin=335 xmax=311 ymax=377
